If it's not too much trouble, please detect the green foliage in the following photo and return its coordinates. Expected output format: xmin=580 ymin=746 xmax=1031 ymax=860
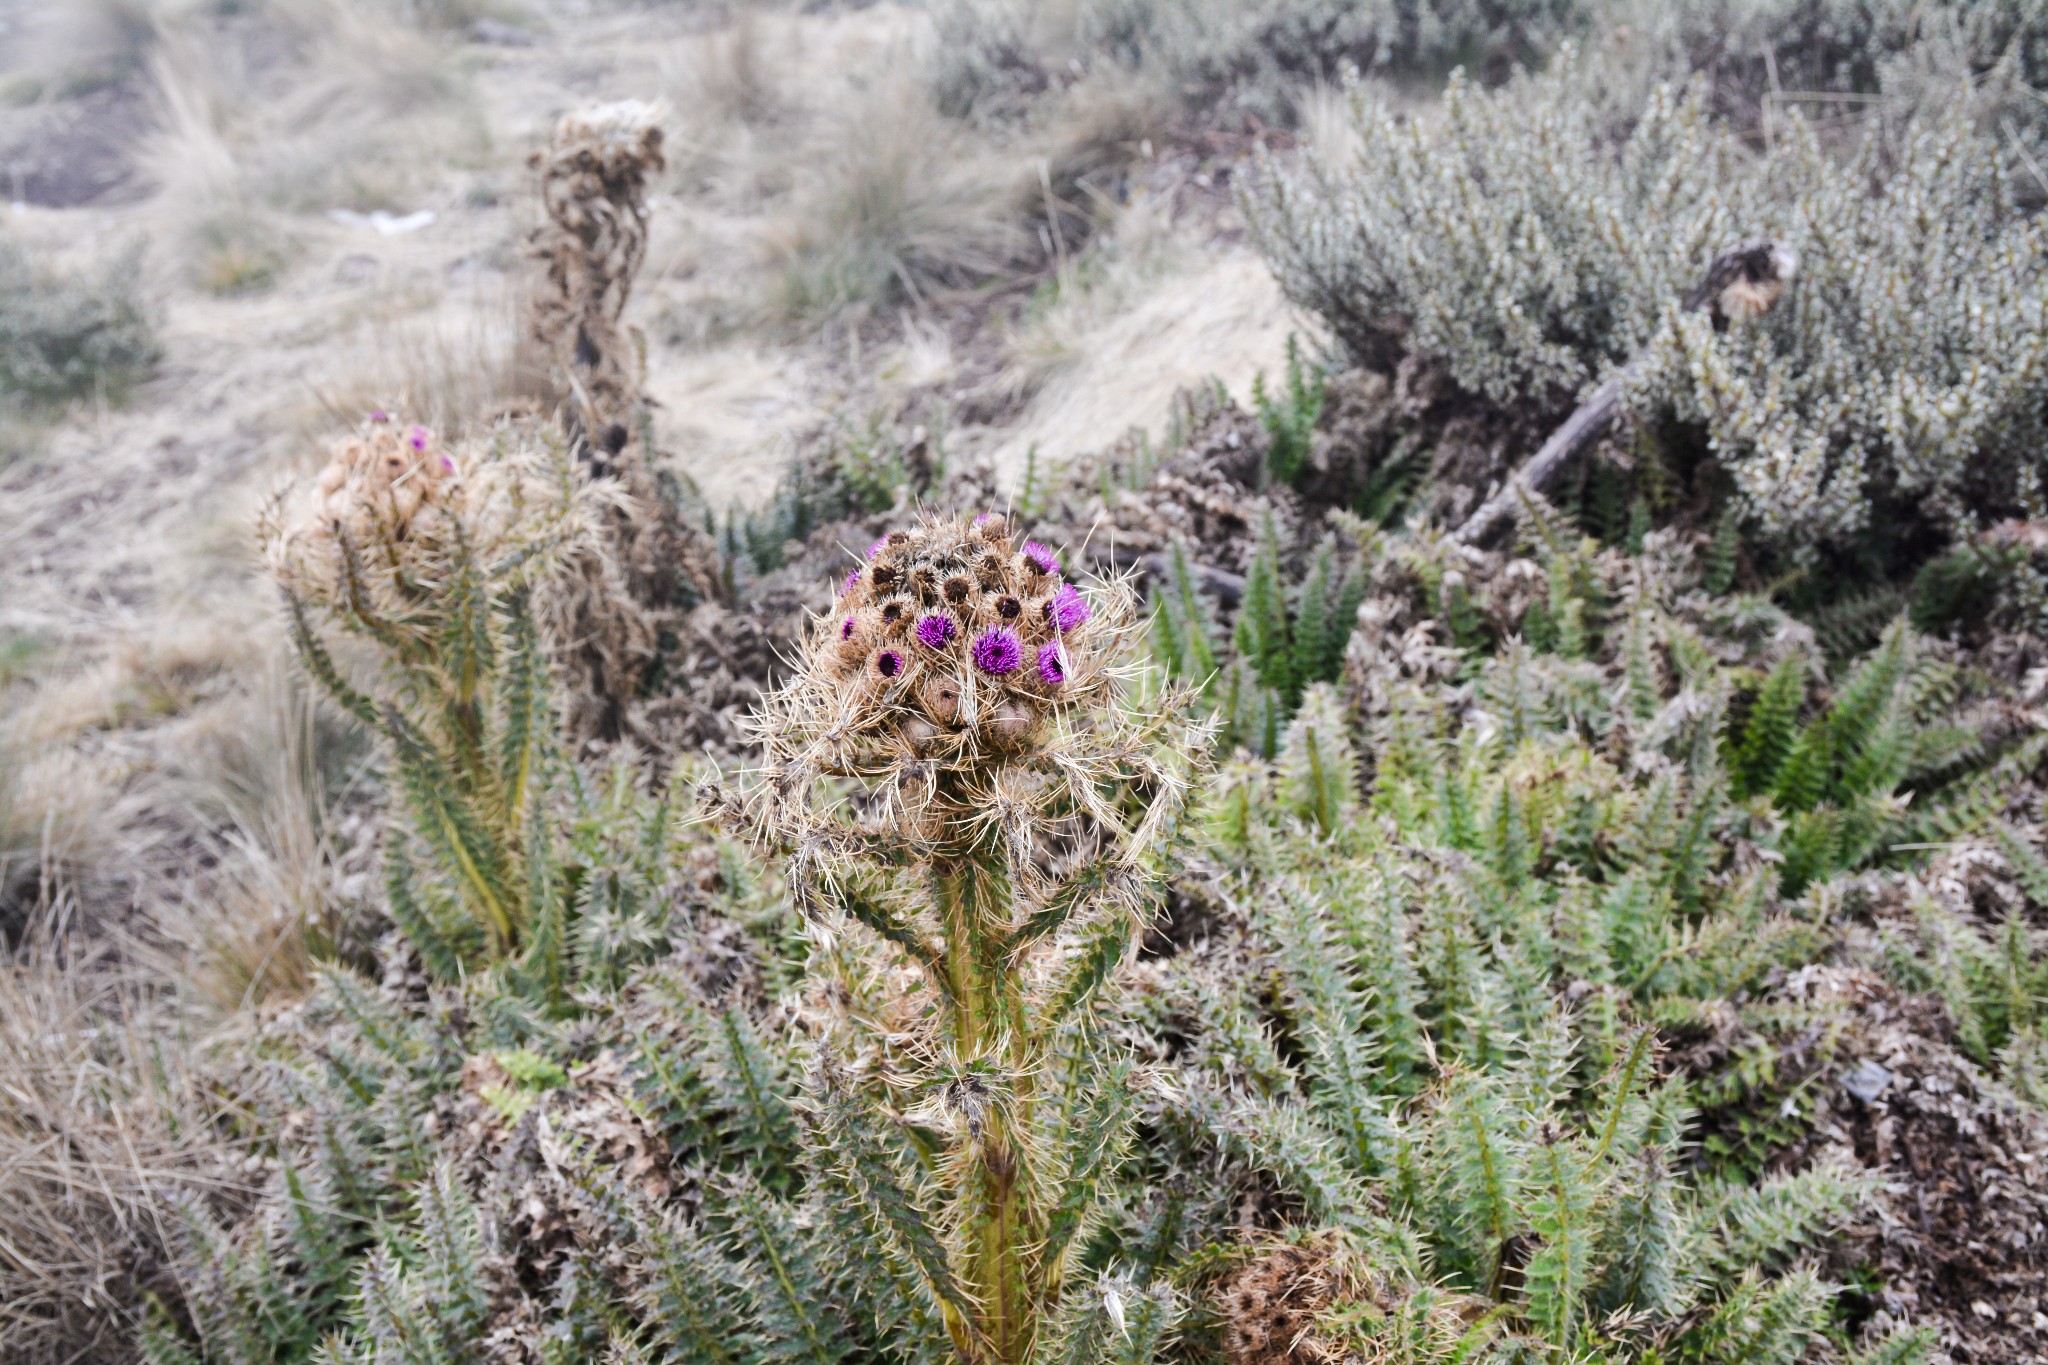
xmin=1277 ymin=683 xmax=1358 ymax=834
xmin=1149 ymin=538 xmax=1221 ymax=684
xmin=1251 ymin=336 xmax=1325 ymax=489
xmin=1289 ymin=534 xmax=1365 ymax=693
xmin=726 ymin=419 xmax=948 ymax=577
xmin=1233 ymin=510 xmax=1296 ymax=705
xmin=0 ymin=238 xmax=158 ymax=412
xmin=1749 ymin=621 xmax=2009 ymax=893
xmin=1875 ymin=832 xmax=2048 ymax=1068
xmin=1163 ymin=515 xmax=1367 ymax=751
xmin=1149 ymin=676 xmax=1881 ymax=1360
xmin=276 ymin=436 xmax=691 ymax=1001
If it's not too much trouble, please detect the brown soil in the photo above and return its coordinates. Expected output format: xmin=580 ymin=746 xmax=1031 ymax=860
xmin=1773 ymin=968 xmax=2048 ymax=1361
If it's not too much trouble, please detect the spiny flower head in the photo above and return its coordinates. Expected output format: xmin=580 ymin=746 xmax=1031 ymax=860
xmin=743 ymin=512 xmax=1145 ymax=803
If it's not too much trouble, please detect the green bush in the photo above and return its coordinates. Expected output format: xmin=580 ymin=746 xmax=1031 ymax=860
xmin=0 ymin=240 xmax=157 ymax=412
xmin=1117 ymin=610 xmax=1903 ymax=1360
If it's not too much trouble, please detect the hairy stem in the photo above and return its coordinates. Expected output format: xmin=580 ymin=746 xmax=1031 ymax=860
xmin=934 ymin=841 xmax=1036 ymax=1365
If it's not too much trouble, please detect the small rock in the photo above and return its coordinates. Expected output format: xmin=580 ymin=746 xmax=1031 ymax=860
xmin=1841 ymin=1058 xmax=1893 ymax=1104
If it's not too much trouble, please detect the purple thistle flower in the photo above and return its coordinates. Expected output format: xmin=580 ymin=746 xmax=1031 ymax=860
xmin=915 ymin=614 xmax=956 ymax=649
xmin=841 ymin=616 xmax=858 ymax=641
xmin=875 ymin=649 xmax=904 ymax=679
xmin=369 ymin=408 xmax=389 ymax=423
xmin=440 ymin=455 xmax=455 ymax=472
xmin=867 ymin=537 xmax=889 ymax=559
xmin=408 ymin=425 xmax=429 ymax=452
xmin=972 ymin=627 xmax=1023 ymax=675
xmin=1037 ymin=642 xmax=1068 ymax=685
xmin=1021 ymin=540 xmax=1058 ymax=575
xmin=842 ymin=568 xmax=860 ymax=596
xmin=1044 ymin=583 xmax=1091 ymax=632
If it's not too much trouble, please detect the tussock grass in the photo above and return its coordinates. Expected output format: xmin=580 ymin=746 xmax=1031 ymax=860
xmin=139 ymin=1 xmax=483 ymax=295
xmin=0 ymin=743 xmax=133 ymax=941
xmin=307 ymin=290 xmax=540 ymax=443
xmin=154 ymin=658 xmax=370 ymax=1010
xmin=772 ymin=67 xmax=1030 ymax=322
xmin=0 ymin=926 xmax=242 ymax=1365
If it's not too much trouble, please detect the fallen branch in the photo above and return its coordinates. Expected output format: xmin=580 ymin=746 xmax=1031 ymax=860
xmin=1087 ymin=545 xmax=1246 ymax=608
xmin=1453 ymin=239 xmax=1797 ymax=547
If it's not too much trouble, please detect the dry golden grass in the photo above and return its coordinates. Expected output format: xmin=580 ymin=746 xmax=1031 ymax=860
xmin=151 ymin=655 xmax=370 ymax=1010
xmin=770 ymin=65 xmax=1032 ymax=321
xmin=305 ymin=285 xmax=541 ymax=441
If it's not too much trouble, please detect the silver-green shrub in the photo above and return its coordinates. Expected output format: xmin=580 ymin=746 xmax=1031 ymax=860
xmin=1249 ymin=57 xmax=1744 ymax=403
xmin=1248 ymin=53 xmax=2048 ymax=561
xmin=1635 ymin=111 xmax=2048 ymax=555
xmin=1611 ymin=0 xmax=2048 ymax=128
xmin=933 ymin=0 xmax=1583 ymax=124
xmin=0 ymin=240 xmax=157 ymax=412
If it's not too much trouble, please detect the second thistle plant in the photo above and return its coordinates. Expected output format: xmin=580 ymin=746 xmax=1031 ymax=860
xmin=718 ymin=512 xmax=1211 ymax=1365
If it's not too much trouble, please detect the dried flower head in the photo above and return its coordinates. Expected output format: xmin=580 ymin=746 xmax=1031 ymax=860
xmin=526 ymin=99 xmax=666 ymax=449
xmin=266 ymin=415 xmax=601 ymax=653
xmin=304 ymin=413 xmax=457 ymax=545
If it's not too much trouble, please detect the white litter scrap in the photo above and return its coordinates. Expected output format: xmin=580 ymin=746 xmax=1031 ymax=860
xmin=328 ymin=209 xmax=438 ymax=236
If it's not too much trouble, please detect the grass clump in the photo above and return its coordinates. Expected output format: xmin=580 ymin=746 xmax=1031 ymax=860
xmin=776 ymin=72 xmax=1027 ymax=324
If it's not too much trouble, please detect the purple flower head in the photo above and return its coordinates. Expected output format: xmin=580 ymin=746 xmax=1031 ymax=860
xmin=1044 ymin=583 xmax=1091 ymax=632
xmin=974 ymin=511 xmax=996 ymax=525
xmin=867 ymin=537 xmax=889 ymax=560
xmin=1021 ymin=540 xmax=1058 ymax=575
xmin=875 ymin=649 xmax=904 ymax=679
xmin=369 ymin=408 xmax=389 ymax=423
xmin=440 ymin=455 xmax=455 ymax=472
xmin=1037 ymin=641 xmax=1068 ymax=685
xmin=972 ymin=627 xmax=1023 ymax=675
xmin=408 ymin=425 xmax=429 ymax=452
xmin=841 ymin=568 xmax=861 ymax=596
xmin=840 ymin=616 xmax=858 ymax=641
xmin=915 ymin=614 xmax=956 ymax=650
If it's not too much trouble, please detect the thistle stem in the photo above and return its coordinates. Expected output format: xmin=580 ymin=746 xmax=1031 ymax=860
xmin=935 ymin=845 xmax=1035 ymax=1365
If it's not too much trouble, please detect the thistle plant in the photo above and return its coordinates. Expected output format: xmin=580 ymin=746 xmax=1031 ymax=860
xmin=719 ymin=512 xmax=1212 ymax=1365
xmin=268 ymin=411 xmax=671 ymax=986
